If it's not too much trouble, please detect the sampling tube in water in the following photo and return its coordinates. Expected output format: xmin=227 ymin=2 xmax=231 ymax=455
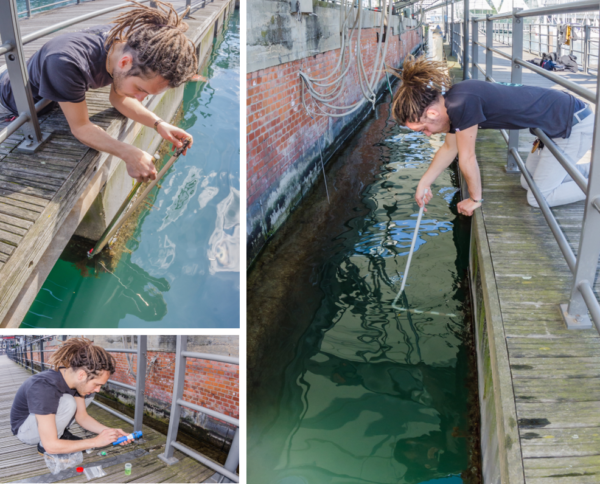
xmin=112 ymin=431 xmax=142 ymax=446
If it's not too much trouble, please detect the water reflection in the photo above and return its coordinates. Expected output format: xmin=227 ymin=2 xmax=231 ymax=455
xmin=249 ymin=104 xmax=473 ymax=481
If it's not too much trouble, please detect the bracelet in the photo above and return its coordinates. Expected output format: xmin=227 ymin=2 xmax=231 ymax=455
xmin=153 ymin=119 xmax=165 ymax=131
xmin=470 ymin=197 xmax=484 ymax=203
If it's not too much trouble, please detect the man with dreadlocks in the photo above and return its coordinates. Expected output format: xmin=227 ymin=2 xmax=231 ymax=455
xmin=0 ymin=0 xmax=199 ymax=183
xmin=391 ymin=56 xmax=592 ymax=216
xmin=10 ymin=337 xmax=134 ymax=456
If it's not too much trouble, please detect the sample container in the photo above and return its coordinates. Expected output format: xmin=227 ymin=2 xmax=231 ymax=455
xmin=125 ymin=463 xmax=132 ymax=476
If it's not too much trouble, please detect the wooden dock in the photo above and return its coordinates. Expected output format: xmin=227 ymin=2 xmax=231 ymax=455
xmin=446 ymin=39 xmax=600 ymax=482
xmin=0 ymin=0 xmax=235 ymax=325
xmin=0 ymin=354 xmax=219 ymax=483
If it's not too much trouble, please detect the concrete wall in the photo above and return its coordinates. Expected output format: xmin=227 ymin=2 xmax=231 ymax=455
xmin=246 ymin=0 xmax=421 ymax=263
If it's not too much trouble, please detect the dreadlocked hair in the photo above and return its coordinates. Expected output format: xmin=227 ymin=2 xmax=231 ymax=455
xmin=389 ymin=55 xmax=452 ymax=125
xmin=49 ymin=337 xmax=116 ymax=380
xmin=106 ymin=0 xmax=198 ymax=88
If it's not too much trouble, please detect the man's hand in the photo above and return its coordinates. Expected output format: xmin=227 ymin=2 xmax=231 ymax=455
xmin=157 ymin=123 xmax=193 ymax=155
xmin=93 ymin=428 xmax=123 ymax=447
xmin=415 ymin=184 xmax=433 ymax=211
xmin=124 ymin=149 xmax=158 ymax=183
xmin=457 ymin=198 xmax=481 ymax=216
xmin=114 ymin=429 xmax=134 ymax=446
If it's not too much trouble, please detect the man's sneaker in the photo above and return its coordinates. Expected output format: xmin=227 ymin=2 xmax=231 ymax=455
xmin=60 ymin=428 xmax=83 ymax=441
xmin=37 ymin=442 xmax=46 ymax=455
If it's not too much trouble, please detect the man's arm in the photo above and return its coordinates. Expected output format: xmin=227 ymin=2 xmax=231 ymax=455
xmin=35 ymin=414 xmax=126 ymax=454
xmin=109 ymin=86 xmax=193 ymax=154
xmin=59 ymin=100 xmax=158 ymax=183
xmin=415 ymin=132 xmax=458 ymax=210
xmin=73 ymin=397 xmax=108 ymax=434
xmin=455 ymin=125 xmax=482 ymax=216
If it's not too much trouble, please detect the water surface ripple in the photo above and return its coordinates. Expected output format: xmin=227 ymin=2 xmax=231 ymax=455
xmin=249 ymin=93 xmax=474 ymax=483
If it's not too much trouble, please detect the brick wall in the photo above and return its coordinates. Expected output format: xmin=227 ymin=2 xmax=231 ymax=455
xmin=24 ymin=346 xmax=239 ymax=423
xmin=246 ymin=25 xmax=421 ymax=261
xmin=111 ymin=352 xmax=239 ymax=420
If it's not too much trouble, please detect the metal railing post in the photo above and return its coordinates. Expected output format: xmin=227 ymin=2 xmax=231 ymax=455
xmin=29 ymin=341 xmax=34 ymax=374
xmin=0 ymin=0 xmax=51 ymax=153
xmin=220 ymin=427 xmax=240 ymax=483
xmin=450 ymin=0 xmax=454 ymax=56
xmin=158 ymin=336 xmax=187 ymax=465
xmin=134 ymin=336 xmax=147 ymax=433
xmin=471 ymin=18 xmax=478 ymax=80
xmin=25 ymin=0 xmax=32 ymax=18
xmin=486 ymin=16 xmax=493 ymax=80
xmin=506 ymin=9 xmax=523 ymax=174
xmin=40 ymin=340 xmax=44 ymax=371
xmin=584 ymin=24 xmax=590 ymax=74
xmin=561 ymin=44 xmax=600 ymax=330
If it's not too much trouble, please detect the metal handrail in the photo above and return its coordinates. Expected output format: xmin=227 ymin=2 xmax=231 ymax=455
xmin=159 ymin=335 xmax=240 ymax=483
xmin=430 ymin=0 xmax=600 ymax=331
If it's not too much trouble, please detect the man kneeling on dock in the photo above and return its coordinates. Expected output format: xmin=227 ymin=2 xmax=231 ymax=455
xmin=0 ymin=0 xmax=197 ymax=183
xmin=391 ymin=56 xmax=591 ymax=216
xmin=10 ymin=338 xmax=133 ymax=457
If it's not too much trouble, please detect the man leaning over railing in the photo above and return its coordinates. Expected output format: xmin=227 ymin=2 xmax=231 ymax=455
xmin=388 ymin=55 xmax=591 ymax=215
xmin=0 ymin=0 xmax=197 ymax=183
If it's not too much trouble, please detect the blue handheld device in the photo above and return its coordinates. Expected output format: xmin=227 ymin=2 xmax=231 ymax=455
xmin=112 ymin=430 xmax=143 ymax=445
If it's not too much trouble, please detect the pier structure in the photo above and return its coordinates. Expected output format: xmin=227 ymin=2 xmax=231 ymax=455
xmin=0 ymin=0 xmax=236 ymax=327
xmin=423 ymin=0 xmax=600 ymax=481
xmin=0 ymin=335 xmax=240 ymax=483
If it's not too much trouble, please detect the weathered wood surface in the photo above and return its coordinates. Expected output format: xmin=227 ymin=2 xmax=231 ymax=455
xmin=475 ymin=125 xmax=600 ymax=482
xmin=446 ymin=36 xmax=600 ymax=482
xmin=0 ymin=0 xmax=234 ymax=323
xmin=0 ymin=355 xmax=216 ymax=483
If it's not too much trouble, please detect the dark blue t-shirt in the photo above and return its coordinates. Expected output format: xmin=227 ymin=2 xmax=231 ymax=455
xmin=0 ymin=26 xmax=113 ymax=116
xmin=443 ymin=80 xmax=585 ymax=139
xmin=10 ymin=369 xmax=82 ymax=435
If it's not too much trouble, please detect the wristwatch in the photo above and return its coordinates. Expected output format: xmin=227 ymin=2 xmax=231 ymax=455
xmin=153 ymin=119 xmax=165 ymax=131
xmin=469 ymin=197 xmax=484 ymax=203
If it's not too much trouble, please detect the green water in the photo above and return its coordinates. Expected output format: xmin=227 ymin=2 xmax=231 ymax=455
xmin=248 ymin=96 xmax=477 ymax=482
xmin=21 ymin=11 xmax=240 ymax=328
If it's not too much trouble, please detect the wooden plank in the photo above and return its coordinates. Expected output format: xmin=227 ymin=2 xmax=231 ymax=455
xmin=0 ymin=180 xmax=54 ymax=200
xmin=0 ymin=201 xmax=41 ymax=223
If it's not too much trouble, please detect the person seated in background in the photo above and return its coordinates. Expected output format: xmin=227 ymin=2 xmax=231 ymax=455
xmin=0 ymin=0 xmax=197 ymax=183
xmin=389 ymin=56 xmax=591 ymax=216
xmin=10 ymin=337 xmax=133 ymax=455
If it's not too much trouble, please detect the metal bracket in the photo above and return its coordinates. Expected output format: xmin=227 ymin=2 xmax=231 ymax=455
xmin=157 ymin=453 xmax=180 ymax=466
xmin=504 ymin=165 xmax=520 ymax=174
xmin=15 ymin=131 xmax=52 ymax=153
xmin=560 ymin=303 xmax=592 ymax=329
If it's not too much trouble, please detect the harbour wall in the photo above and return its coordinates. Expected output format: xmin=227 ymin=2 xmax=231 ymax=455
xmin=246 ymin=0 xmax=422 ymax=263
